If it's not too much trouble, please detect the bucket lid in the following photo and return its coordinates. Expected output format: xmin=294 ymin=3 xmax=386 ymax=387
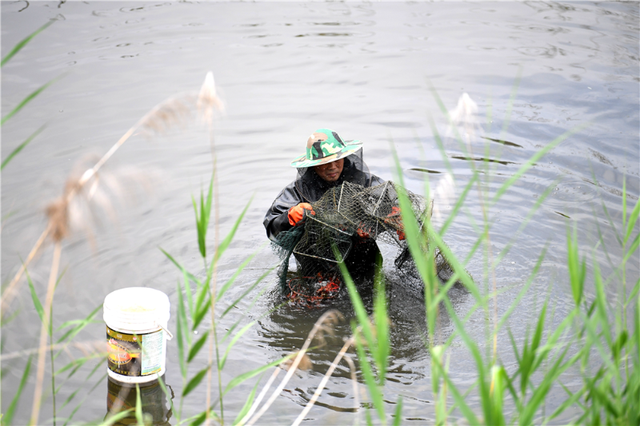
xmin=103 ymin=287 xmax=170 ymax=332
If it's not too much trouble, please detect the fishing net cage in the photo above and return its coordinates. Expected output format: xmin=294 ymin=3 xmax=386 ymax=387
xmin=271 ymin=181 xmax=458 ymax=305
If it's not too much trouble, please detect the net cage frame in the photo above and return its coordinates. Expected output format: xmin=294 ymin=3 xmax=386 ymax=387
xmin=284 ymin=181 xmax=433 ymax=275
xmin=270 ymin=180 xmax=466 ymax=303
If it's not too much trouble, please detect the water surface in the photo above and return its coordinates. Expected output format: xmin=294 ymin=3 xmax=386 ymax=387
xmin=2 ymin=1 xmax=638 ymax=424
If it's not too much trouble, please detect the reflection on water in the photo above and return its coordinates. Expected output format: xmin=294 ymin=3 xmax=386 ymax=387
xmin=106 ymin=376 xmax=173 ymax=425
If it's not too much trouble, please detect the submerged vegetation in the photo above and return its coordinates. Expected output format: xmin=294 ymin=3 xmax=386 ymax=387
xmin=2 ymin=21 xmax=638 ymax=426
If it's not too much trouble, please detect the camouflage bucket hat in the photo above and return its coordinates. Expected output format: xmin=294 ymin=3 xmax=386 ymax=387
xmin=290 ymin=128 xmax=363 ymax=168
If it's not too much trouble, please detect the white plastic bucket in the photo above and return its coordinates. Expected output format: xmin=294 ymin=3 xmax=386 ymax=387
xmin=103 ymin=287 xmax=172 ymax=384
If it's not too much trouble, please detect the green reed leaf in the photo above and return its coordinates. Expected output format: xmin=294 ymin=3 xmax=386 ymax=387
xmin=217 ymin=251 xmax=258 ymax=300
xmin=183 ymin=365 xmax=211 ymax=397
xmin=194 ymin=281 xmax=209 ymax=316
xmin=212 ymin=195 xmax=253 ymax=265
xmin=224 ymin=353 xmax=295 ymax=395
xmin=373 ymin=263 xmax=389 ymax=384
xmin=431 ymin=352 xmax=481 ymax=425
xmin=98 ymin=408 xmax=135 ymax=426
xmin=221 ymin=266 xmax=274 ymax=319
xmin=3 ymin=355 xmax=32 ymax=426
xmin=1 ymin=20 xmax=54 ymax=67
xmin=2 ymin=79 xmax=57 ymax=126
xmin=233 ymin=379 xmax=260 ymax=425
xmin=192 ymin=295 xmax=211 ymax=332
xmin=519 ymin=345 xmax=571 ymax=425
xmin=625 ymin=197 xmax=639 ymax=247
xmin=175 ymin=280 xmax=187 ymax=379
xmin=56 ymin=304 xmax=101 ymax=344
xmin=336 ymin=250 xmax=376 ymax=356
xmin=497 ymin=246 xmax=548 ymax=332
xmin=1 ymin=125 xmax=46 ymax=170
xmin=187 ymin=330 xmax=210 ymax=363
xmin=25 ymin=268 xmax=44 ymax=324
xmin=159 ymin=248 xmax=199 ymax=283
xmin=489 ymin=365 xmax=507 ymax=426
xmin=566 ymin=226 xmax=586 ymax=306
xmin=354 ymin=329 xmax=386 ymax=425
xmin=219 ymin=321 xmax=254 ymax=370
xmin=54 ymin=352 xmax=103 ymax=378
xmin=135 ymin=384 xmax=144 ymax=425
xmin=392 ymin=395 xmax=403 ymax=426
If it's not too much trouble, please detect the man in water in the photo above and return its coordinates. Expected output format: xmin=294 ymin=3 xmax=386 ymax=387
xmin=263 ymin=128 xmax=386 ymax=281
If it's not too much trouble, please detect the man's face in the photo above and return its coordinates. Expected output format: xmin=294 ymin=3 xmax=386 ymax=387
xmin=314 ymin=159 xmax=344 ymax=182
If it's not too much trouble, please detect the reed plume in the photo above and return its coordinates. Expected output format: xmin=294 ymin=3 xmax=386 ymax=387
xmin=1 ymin=71 xmax=224 ymax=315
xmin=4 ymin=72 xmax=224 ymax=426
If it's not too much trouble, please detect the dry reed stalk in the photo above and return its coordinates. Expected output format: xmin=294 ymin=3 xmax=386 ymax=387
xmin=291 ymin=336 xmax=356 ymax=426
xmin=243 ymin=310 xmax=343 ymax=426
xmin=237 ymin=368 xmax=282 ymax=425
xmin=0 ymin=72 xmax=224 ymax=317
xmin=343 ymin=353 xmax=360 ymax=419
xmin=196 ymin=71 xmax=224 ymax=426
xmin=0 ymin=340 xmax=105 ymax=361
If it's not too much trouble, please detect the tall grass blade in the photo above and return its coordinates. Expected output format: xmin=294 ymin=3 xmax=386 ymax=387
xmin=159 ymin=248 xmax=199 ymax=283
xmin=183 ymin=365 xmax=211 ymax=397
xmin=489 ymin=365 xmax=506 ymax=426
xmin=175 ymin=280 xmax=188 ymax=379
xmin=54 ymin=352 xmax=104 ymax=378
xmin=392 ymin=396 xmax=403 ymax=426
xmin=567 ymin=226 xmax=586 ymax=306
xmin=217 ymin=250 xmax=259 ymax=300
xmin=2 ymin=355 xmax=33 ymax=426
xmin=431 ymin=353 xmax=481 ymax=425
xmin=1 ymin=125 xmax=46 ymax=170
xmin=26 ymin=269 xmax=44 ymax=324
xmin=233 ymin=380 xmax=260 ymax=425
xmin=337 ymin=254 xmax=388 ymax=422
xmin=2 ymin=77 xmax=59 ymax=126
xmin=99 ymin=409 xmax=135 ymax=426
xmin=192 ymin=296 xmax=211 ymax=331
xmin=192 ymin=173 xmax=214 ymax=259
xmin=624 ymin=191 xmax=639 ymax=245
xmin=187 ymin=330 xmax=210 ymax=363
xmin=335 ymin=254 xmax=375 ymax=358
xmin=55 ymin=304 xmax=101 ymax=344
xmin=372 ymin=263 xmax=390 ymax=384
xmin=219 ymin=322 xmax=255 ymax=370
xmin=353 ymin=331 xmax=386 ymax=425
xmin=135 ymin=384 xmax=144 ymax=425
xmin=1 ymin=20 xmax=54 ymax=67
xmin=221 ymin=267 xmax=275 ymax=318
xmin=212 ymin=196 xmax=253 ymax=265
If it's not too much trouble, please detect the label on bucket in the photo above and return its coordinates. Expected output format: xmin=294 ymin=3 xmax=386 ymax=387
xmin=106 ymin=326 xmax=164 ymax=377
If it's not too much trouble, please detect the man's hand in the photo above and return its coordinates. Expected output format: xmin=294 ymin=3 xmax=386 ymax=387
xmin=288 ymin=203 xmax=315 ymax=226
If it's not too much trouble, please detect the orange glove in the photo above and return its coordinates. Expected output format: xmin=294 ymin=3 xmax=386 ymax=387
xmin=288 ymin=203 xmax=315 ymax=226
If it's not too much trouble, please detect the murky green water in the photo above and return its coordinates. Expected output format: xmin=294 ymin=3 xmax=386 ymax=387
xmin=2 ymin=1 xmax=638 ymax=424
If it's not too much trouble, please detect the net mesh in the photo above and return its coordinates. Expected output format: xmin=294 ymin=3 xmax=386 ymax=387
xmin=272 ymin=181 xmax=458 ymax=304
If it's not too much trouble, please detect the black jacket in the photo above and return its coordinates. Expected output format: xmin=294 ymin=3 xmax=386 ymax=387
xmin=263 ymin=157 xmax=384 ymax=240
